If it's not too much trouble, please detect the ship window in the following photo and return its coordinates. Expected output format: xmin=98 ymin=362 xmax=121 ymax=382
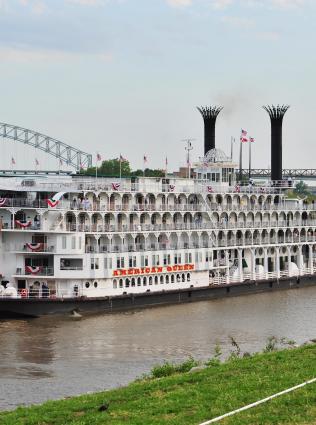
xmin=94 ymin=281 xmax=98 ymax=288
xmin=119 ymin=279 xmax=123 ymax=288
xmin=116 ymin=256 xmax=124 ymax=268
xmin=129 ymin=256 xmax=136 ymax=267
xmin=78 ymin=237 xmax=82 ymax=250
xmin=143 ymin=277 xmax=147 ymax=286
xmin=91 ymin=258 xmax=99 ymax=270
xmin=171 ymin=274 xmax=175 ymax=283
xmin=182 ymin=273 xmax=185 ymax=282
xmin=160 ymin=275 xmax=164 ymax=284
xmin=85 ymin=281 xmax=90 ymax=288
xmin=104 ymin=257 xmax=112 ymax=269
xmin=62 ymin=236 xmax=67 ymax=249
xmin=113 ymin=279 xmax=117 ymax=289
xmin=125 ymin=278 xmax=130 ymax=288
xmin=166 ymin=275 xmax=169 ymax=284
xmin=137 ymin=277 xmax=141 ymax=286
xmin=187 ymin=273 xmax=191 ymax=282
xmin=176 ymin=274 xmax=181 ymax=282
xmin=149 ymin=276 xmax=153 ymax=285
xmin=131 ymin=278 xmax=136 ymax=287
xmin=71 ymin=236 xmax=76 ymax=250
xmin=154 ymin=276 xmax=158 ymax=285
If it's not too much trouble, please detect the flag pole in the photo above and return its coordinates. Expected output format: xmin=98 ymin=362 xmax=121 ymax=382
xmin=248 ymin=139 xmax=251 ymax=180
xmin=239 ymin=139 xmax=243 ymax=183
xmin=119 ymin=155 xmax=122 ymax=180
xmin=231 ymin=137 xmax=234 ymax=161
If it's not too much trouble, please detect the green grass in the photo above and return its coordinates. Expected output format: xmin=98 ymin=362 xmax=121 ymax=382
xmin=1 ymin=344 xmax=316 ymax=425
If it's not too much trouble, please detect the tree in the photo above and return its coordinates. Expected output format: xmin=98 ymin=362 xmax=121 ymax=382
xmin=131 ymin=168 xmax=165 ymax=177
xmin=294 ymin=180 xmax=309 ymax=197
xmin=85 ymin=159 xmax=132 ymax=177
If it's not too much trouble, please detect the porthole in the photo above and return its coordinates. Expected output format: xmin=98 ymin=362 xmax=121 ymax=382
xmin=94 ymin=281 xmax=98 ymax=288
xmin=85 ymin=281 xmax=90 ymax=288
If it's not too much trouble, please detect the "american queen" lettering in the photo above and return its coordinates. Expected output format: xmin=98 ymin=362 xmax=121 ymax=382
xmin=112 ymin=264 xmax=194 ymax=277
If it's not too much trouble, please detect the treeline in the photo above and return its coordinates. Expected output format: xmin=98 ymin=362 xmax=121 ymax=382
xmin=83 ymin=159 xmax=165 ymax=178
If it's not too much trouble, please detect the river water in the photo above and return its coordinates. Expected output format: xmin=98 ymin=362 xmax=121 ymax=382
xmin=0 ymin=287 xmax=316 ymax=411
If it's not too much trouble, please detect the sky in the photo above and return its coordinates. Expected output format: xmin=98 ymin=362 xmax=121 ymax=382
xmin=0 ymin=0 xmax=315 ymax=171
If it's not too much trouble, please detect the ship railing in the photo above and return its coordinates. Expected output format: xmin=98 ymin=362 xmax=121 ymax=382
xmin=8 ymin=244 xmax=55 ymax=253
xmin=15 ymin=267 xmax=54 ymax=276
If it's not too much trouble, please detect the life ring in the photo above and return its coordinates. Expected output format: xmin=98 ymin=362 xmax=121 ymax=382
xmin=20 ymin=288 xmax=28 ymax=298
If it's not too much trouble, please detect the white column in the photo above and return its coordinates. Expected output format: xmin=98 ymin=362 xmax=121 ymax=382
xmin=238 ymin=249 xmax=243 ymax=282
xmin=275 ymin=249 xmax=280 ymax=278
xmin=251 ymin=249 xmax=256 ymax=280
xmin=287 ymin=247 xmax=291 ymax=277
xmin=264 ymin=248 xmax=269 ymax=279
xmin=225 ymin=250 xmax=230 ymax=284
xmin=308 ymin=245 xmax=313 ymax=274
xmin=297 ymin=246 xmax=303 ymax=276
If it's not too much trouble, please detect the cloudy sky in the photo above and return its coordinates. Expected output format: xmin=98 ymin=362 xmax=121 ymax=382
xmin=0 ymin=0 xmax=315 ymax=171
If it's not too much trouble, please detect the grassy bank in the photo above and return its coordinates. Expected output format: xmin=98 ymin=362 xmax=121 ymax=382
xmin=1 ymin=343 xmax=316 ymax=425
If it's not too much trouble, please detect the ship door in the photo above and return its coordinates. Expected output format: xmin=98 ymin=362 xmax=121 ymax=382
xmin=17 ymin=279 xmax=26 ymax=290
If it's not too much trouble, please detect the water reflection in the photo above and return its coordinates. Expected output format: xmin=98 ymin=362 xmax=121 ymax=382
xmin=0 ymin=286 xmax=316 ymax=410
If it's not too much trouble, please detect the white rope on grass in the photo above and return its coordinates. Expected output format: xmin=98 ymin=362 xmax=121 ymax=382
xmin=199 ymin=377 xmax=316 ymax=425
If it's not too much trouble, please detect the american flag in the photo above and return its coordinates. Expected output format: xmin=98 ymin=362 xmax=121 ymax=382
xmin=250 ymin=137 xmax=255 ymax=143
xmin=241 ymin=129 xmax=247 ymax=136
xmin=119 ymin=154 xmax=127 ymax=162
xmin=96 ymin=153 xmax=102 ymax=162
xmin=11 ymin=157 xmax=16 ymax=165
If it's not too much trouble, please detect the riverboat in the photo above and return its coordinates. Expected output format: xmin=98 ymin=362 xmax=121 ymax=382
xmin=0 ymin=106 xmax=315 ymax=318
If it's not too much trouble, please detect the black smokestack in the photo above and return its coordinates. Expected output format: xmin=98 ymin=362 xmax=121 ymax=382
xmin=197 ymin=106 xmax=223 ymax=155
xmin=263 ymin=104 xmax=290 ymax=182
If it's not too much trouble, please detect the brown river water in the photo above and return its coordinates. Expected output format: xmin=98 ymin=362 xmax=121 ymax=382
xmin=0 ymin=286 xmax=316 ymax=410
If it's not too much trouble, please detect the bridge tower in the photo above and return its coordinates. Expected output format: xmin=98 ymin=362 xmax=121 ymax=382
xmin=263 ymin=104 xmax=290 ymax=182
xmin=197 ymin=106 xmax=223 ymax=155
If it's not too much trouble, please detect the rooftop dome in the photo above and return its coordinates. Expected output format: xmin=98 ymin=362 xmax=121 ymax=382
xmin=202 ymin=148 xmax=230 ymax=163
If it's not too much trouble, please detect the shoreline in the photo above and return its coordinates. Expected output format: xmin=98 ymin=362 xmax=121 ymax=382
xmin=1 ymin=342 xmax=316 ymax=424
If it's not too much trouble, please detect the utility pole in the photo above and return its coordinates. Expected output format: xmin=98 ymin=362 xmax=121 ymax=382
xmin=182 ymin=138 xmax=194 ymax=179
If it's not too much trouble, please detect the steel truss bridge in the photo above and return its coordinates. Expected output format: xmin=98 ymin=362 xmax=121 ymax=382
xmin=239 ymin=169 xmax=316 ymax=180
xmin=0 ymin=122 xmax=92 ymax=170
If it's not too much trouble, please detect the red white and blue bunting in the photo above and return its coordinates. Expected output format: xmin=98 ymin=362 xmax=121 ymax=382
xmin=25 ymin=265 xmax=42 ymax=275
xmin=112 ymin=183 xmax=121 ymax=191
xmin=15 ymin=220 xmax=32 ymax=228
xmin=26 ymin=243 xmax=43 ymax=252
xmin=46 ymin=199 xmax=59 ymax=208
xmin=0 ymin=198 xmax=7 ymax=207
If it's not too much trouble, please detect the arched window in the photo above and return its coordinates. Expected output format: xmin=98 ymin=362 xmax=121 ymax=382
xmin=187 ymin=273 xmax=191 ymax=282
xmin=176 ymin=274 xmax=181 ymax=282
xmin=143 ymin=277 xmax=147 ymax=286
xmin=154 ymin=276 xmax=158 ymax=285
xmin=137 ymin=277 xmax=141 ymax=286
xmin=182 ymin=273 xmax=185 ymax=282
xmin=113 ymin=279 xmax=117 ymax=289
xmin=171 ymin=274 xmax=175 ymax=283
xmin=149 ymin=276 xmax=153 ymax=285
xmin=160 ymin=275 xmax=164 ymax=284
xmin=131 ymin=278 xmax=136 ymax=287
xmin=166 ymin=275 xmax=169 ymax=284
xmin=125 ymin=278 xmax=130 ymax=288
xmin=119 ymin=279 xmax=123 ymax=288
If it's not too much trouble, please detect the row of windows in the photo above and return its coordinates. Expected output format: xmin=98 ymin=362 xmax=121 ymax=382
xmin=113 ymin=273 xmax=191 ymax=289
xmin=61 ymin=236 xmax=82 ymax=250
xmin=114 ymin=252 xmax=198 ymax=269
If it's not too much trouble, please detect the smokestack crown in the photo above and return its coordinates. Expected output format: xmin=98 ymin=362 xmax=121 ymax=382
xmin=263 ymin=104 xmax=290 ymax=120
xmin=197 ymin=106 xmax=223 ymax=119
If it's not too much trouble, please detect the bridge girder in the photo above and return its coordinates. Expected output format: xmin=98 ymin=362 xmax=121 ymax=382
xmin=0 ymin=122 xmax=92 ymax=170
